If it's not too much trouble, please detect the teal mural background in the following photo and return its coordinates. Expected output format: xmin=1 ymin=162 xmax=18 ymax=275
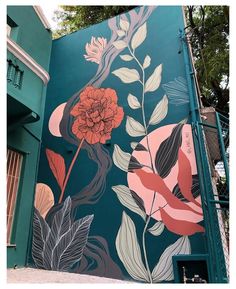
xmin=33 ymin=6 xmax=207 ymax=282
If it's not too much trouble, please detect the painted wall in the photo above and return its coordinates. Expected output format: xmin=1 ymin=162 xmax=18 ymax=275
xmin=7 ymin=6 xmax=52 ymax=267
xmin=32 ymin=6 xmax=207 ymax=282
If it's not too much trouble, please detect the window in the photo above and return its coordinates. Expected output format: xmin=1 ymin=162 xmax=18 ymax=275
xmin=7 ymin=149 xmax=23 ymax=245
xmin=7 ymin=16 xmax=18 ymax=41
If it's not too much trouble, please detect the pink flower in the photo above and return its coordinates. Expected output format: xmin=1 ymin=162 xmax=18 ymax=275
xmin=84 ymin=37 xmax=107 ymax=64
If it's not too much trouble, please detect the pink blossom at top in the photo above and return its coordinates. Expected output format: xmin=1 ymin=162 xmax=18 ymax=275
xmin=84 ymin=37 xmax=107 ymax=64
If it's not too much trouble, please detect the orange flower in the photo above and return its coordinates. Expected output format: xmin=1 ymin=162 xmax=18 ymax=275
xmin=70 ymin=86 xmax=124 ymax=144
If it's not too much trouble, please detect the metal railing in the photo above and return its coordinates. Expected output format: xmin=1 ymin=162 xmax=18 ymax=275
xmin=193 ymin=112 xmax=229 ymax=282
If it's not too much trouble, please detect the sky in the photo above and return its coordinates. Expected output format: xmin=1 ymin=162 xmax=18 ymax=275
xmin=41 ymin=4 xmax=60 ymax=30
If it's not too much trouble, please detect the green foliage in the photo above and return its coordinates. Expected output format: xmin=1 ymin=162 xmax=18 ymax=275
xmin=186 ymin=6 xmax=229 ymax=115
xmin=53 ymin=6 xmax=137 ymax=39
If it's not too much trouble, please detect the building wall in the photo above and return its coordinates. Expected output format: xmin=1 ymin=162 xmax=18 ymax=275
xmin=7 ymin=6 xmax=52 ymax=268
xmin=32 ymin=6 xmax=208 ymax=282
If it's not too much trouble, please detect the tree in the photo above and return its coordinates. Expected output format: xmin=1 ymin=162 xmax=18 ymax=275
xmin=186 ymin=6 xmax=229 ymax=116
xmin=53 ymin=6 xmax=137 ymax=39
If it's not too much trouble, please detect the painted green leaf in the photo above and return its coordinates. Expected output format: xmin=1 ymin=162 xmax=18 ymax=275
xmin=112 ymin=68 xmax=140 ymax=83
xmin=127 ymin=93 xmax=141 ymax=109
xmin=112 ymin=185 xmax=146 ymax=220
xmin=112 ymin=144 xmax=131 ymax=172
xmin=144 ymin=64 xmax=162 ymax=93
xmin=152 ymin=236 xmax=191 ymax=282
xmin=117 ymin=30 xmax=126 ymax=37
xmin=113 ymin=40 xmax=127 ymax=49
xmin=126 ymin=116 xmax=146 ymax=137
xmin=120 ymin=54 xmax=133 ymax=61
xmin=148 ymin=221 xmax=165 ymax=236
xmin=131 ymin=22 xmax=147 ymax=50
xmin=148 ymin=95 xmax=168 ymax=126
xmin=130 ymin=190 xmax=146 ymax=214
xmin=143 ymin=55 xmax=151 ymax=69
xmin=116 ymin=212 xmax=149 ymax=282
xmin=120 ymin=19 xmax=129 ymax=31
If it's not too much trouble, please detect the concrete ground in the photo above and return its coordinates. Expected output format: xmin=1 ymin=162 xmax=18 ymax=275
xmin=7 ymin=268 xmax=131 ymax=283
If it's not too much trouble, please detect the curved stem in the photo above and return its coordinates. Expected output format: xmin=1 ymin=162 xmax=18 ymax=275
xmin=150 ymin=203 xmax=168 ymax=216
xmin=128 ymin=45 xmax=157 ymax=283
xmin=127 ymin=46 xmax=155 ymax=171
xmin=58 ymin=138 xmax=85 ymax=204
xmin=142 ymin=215 xmax=152 ymax=283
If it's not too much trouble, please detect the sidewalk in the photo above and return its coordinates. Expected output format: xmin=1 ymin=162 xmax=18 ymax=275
xmin=7 ymin=268 xmax=131 ymax=283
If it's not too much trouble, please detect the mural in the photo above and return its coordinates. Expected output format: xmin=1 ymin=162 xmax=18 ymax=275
xmin=32 ymin=6 xmax=206 ymax=283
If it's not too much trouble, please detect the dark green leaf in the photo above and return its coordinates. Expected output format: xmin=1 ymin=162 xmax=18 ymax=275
xmin=172 ymin=174 xmax=200 ymax=202
xmin=155 ymin=123 xmax=184 ymax=178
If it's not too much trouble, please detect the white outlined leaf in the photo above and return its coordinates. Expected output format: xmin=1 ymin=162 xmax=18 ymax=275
xmin=113 ymin=40 xmax=127 ymax=49
xmin=112 ymin=185 xmax=146 ymax=220
xmin=116 ymin=212 xmax=149 ymax=282
xmin=145 ymin=64 xmax=162 ymax=93
xmin=148 ymin=221 xmax=165 ymax=236
xmin=120 ymin=19 xmax=130 ymax=31
xmin=120 ymin=54 xmax=133 ymax=61
xmin=143 ymin=55 xmax=151 ymax=69
xmin=131 ymin=22 xmax=147 ymax=50
xmin=127 ymin=93 xmax=141 ymax=109
xmin=112 ymin=68 xmax=140 ymax=83
xmin=126 ymin=116 xmax=145 ymax=137
xmin=152 ymin=236 xmax=191 ymax=282
xmin=117 ymin=30 xmax=126 ymax=37
xmin=130 ymin=142 xmax=139 ymax=150
xmin=113 ymin=144 xmax=131 ymax=172
xmin=149 ymin=95 xmax=168 ymax=125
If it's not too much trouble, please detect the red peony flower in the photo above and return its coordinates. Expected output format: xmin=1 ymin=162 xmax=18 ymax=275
xmin=70 ymin=86 xmax=124 ymax=144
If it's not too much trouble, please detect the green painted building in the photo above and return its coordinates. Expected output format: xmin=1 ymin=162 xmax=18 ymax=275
xmin=6 ymin=6 xmax=229 ymax=283
xmin=7 ymin=5 xmax=52 ymax=268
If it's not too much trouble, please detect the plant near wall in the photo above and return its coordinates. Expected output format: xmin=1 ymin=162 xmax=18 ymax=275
xmin=32 ymin=196 xmax=93 ymax=271
xmin=111 ymin=18 xmax=204 ymax=283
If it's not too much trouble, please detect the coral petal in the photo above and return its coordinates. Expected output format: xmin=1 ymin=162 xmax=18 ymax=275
xmin=160 ymin=207 xmax=205 ymax=236
xmin=134 ymin=169 xmax=202 ymax=216
xmin=178 ymin=149 xmax=201 ymax=207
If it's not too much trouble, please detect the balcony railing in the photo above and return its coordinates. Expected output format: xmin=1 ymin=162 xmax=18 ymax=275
xmin=7 ymin=59 xmax=24 ymax=89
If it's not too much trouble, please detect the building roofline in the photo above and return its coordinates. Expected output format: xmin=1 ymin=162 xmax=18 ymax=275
xmin=33 ymin=6 xmax=51 ymax=30
xmin=7 ymin=36 xmax=50 ymax=85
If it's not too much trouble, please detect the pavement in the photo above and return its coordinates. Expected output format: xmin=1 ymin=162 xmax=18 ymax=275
xmin=7 ymin=267 xmax=131 ymax=283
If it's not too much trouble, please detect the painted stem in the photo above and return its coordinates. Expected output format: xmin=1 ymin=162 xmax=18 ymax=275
xmin=128 ymin=45 xmax=158 ymax=283
xmin=58 ymin=138 xmax=85 ymax=204
xmin=142 ymin=215 xmax=152 ymax=283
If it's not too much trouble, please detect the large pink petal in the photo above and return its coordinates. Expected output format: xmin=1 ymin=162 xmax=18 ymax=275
xmin=160 ymin=207 xmax=205 ymax=236
xmin=48 ymin=103 xmax=66 ymax=137
xmin=134 ymin=169 xmax=202 ymax=216
xmin=178 ymin=149 xmax=201 ymax=207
